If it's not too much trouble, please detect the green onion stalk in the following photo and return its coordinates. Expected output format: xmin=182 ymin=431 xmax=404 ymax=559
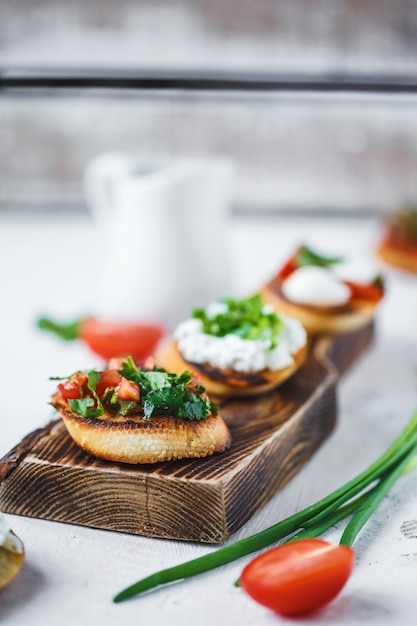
xmin=113 ymin=408 xmax=417 ymax=603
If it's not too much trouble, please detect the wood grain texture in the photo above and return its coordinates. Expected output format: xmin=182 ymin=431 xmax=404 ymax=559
xmin=0 ymin=323 xmax=373 ymax=543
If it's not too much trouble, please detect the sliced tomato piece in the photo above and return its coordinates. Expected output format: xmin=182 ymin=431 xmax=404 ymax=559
xmin=57 ymin=372 xmax=89 ymax=400
xmin=239 ymin=538 xmax=355 ymax=616
xmin=107 ymin=357 xmax=129 ymax=370
xmin=345 ymin=280 xmax=384 ymax=303
xmin=95 ymin=370 xmax=122 ymax=397
xmin=274 ymin=255 xmax=298 ymax=281
xmin=116 ymin=378 xmax=140 ymax=402
xmin=79 ymin=320 xmax=165 ymax=362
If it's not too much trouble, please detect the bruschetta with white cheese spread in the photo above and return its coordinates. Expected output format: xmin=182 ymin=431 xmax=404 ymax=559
xmin=156 ymin=294 xmax=308 ymax=398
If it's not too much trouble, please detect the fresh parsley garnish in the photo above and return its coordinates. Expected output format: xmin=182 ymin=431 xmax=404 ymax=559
xmin=68 ymin=397 xmax=104 ymax=419
xmin=55 ymin=357 xmax=217 ymax=422
xmin=119 ymin=357 xmax=217 ymax=421
xmin=191 ymin=294 xmax=284 ymax=349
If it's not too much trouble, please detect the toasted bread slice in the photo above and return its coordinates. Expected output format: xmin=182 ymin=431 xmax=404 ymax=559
xmin=377 ymin=241 xmax=417 ymax=273
xmin=52 ymin=394 xmax=231 ymax=464
xmin=156 ymin=339 xmax=308 ymax=398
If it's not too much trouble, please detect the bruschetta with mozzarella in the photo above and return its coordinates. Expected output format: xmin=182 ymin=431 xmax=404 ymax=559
xmin=156 ymin=294 xmax=308 ymax=398
xmin=259 ymin=245 xmax=384 ymax=335
xmin=51 ymin=357 xmax=231 ymax=464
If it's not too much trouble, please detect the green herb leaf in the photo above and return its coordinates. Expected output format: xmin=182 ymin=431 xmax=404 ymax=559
xmin=192 ymin=294 xmax=284 ymax=349
xmin=37 ymin=316 xmax=83 ymax=341
xmin=296 ymin=245 xmax=343 ymax=268
xmin=117 ymin=400 xmax=140 ymax=417
xmin=143 ymin=370 xmax=171 ymax=391
xmin=118 ymin=358 xmax=215 ymax=420
xmin=68 ymin=397 xmax=104 ymax=419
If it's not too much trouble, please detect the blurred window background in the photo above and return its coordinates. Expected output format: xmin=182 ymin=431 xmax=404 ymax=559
xmin=2 ymin=0 xmax=417 ymax=214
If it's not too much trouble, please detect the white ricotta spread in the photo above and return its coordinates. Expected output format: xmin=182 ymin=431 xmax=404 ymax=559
xmin=282 ymin=266 xmax=351 ymax=306
xmin=0 ymin=513 xmax=23 ymax=554
xmin=174 ymin=310 xmax=307 ymax=373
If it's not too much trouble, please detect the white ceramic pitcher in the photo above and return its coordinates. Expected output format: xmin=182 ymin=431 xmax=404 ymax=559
xmin=84 ymin=154 xmax=235 ymax=328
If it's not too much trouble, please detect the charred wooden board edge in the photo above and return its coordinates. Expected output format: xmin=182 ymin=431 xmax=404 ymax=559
xmin=314 ymin=320 xmax=375 ymax=378
xmin=0 ymin=323 xmax=374 ymax=543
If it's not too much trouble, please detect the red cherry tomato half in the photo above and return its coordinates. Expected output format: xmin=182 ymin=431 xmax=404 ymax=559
xmin=79 ymin=319 xmax=165 ymax=362
xmin=239 ymin=538 xmax=355 ymax=616
xmin=344 ymin=280 xmax=384 ymax=303
xmin=275 ymin=255 xmax=298 ymax=282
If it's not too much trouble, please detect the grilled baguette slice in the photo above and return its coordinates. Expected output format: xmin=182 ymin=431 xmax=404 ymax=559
xmin=52 ymin=393 xmax=231 ymax=465
xmin=156 ymin=339 xmax=308 ymax=398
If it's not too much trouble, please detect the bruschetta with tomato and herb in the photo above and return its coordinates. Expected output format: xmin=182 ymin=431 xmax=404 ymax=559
xmin=156 ymin=294 xmax=308 ymax=398
xmin=51 ymin=357 xmax=231 ymax=464
xmin=258 ymin=245 xmax=384 ymax=335
xmin=377 ymin=207 xmax=417 ymax=273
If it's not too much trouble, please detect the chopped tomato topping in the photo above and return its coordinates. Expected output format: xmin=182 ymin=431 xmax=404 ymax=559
xmin=57 ymin=372 xmax=89 ymax=400
xmin=143 ymin=356 xmax=157 ymax=370
xmin=116 ymin=378 xmax=140 ymax=402
xmin=95 ymin=370 xmax=123 ymax=397
xmin=107 ymin=357 xmax=129 ymax=370
xmin=59 ymin=368 xmax=140 ymax=405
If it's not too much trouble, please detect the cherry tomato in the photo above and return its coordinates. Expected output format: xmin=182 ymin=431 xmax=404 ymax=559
xmin=239 ymin=538 xmax=355 ymax=616
xmin=344 ymin=280 xmax=384 ymax=303
xmin=79 ymin=319 xmax=165 ymax=362
xmin=95 ymin=370 xmax=122 ymax=397
xmin=57 ymin=372 xmax=89 ymax=400
xmin=274 ymin=256 xmax=298 ymax=281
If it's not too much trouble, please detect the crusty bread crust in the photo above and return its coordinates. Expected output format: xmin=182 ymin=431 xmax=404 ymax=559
xmin=258 ymin=285 xmax=377 ymax=335
xmin=377 ymin=241 xmax=417 ymax=273
xmin=156 ymin=339 xmax=308 ymax=398
xmin=51 ymin=394 xmax=231 ymax=464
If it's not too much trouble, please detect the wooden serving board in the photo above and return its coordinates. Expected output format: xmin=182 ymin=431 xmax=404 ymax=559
xmin=0 ymin=323 xmax=373 ymax=544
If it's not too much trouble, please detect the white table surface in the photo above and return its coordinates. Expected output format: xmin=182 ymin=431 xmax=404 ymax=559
xmin=1 ymin=209 xmax=417 ymax=626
